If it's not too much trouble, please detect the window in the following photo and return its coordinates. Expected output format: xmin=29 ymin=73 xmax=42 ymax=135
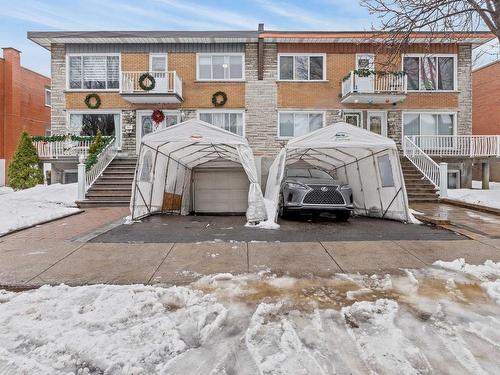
xmin=68 ymin=112 xmax=121 ymax=147
xmin=197 ymin=54 xmax=243 ymax=80
xmin=279 ymin=112 xmax=324 ymax=137
xmin=150 ymin=54 xmax=167 ymax=72
xmin=198 ymin=111 xmax=244 ymax=135
xmin=279 ymin=54 xmax=325 ymax=80
xmin=343 ymin=112 xmax=362 ymax=128
xmin=448 ymin=170 xmax=460 ymax=189
xmin=403 ymin=55 xmax=456 ymax=91
xmin=377 ymin=155 xmax=395 ymax=187
xmin=68 ymin=54 xmax=120 ymax=90
xmin=44 ymin=88 xmax=51 ymax=107
xmin=403 ymin=113 xmax=455 ymax=138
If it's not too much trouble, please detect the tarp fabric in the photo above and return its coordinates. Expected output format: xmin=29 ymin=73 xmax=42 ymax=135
xmin=130 ymin=119 xmax=267 ymax=223
xmin=265 ymin=122 xmax=411 ymax=223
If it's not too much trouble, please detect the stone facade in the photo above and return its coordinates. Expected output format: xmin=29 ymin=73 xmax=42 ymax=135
xmin=387 ymin=110 xmax=402 ymax=148
xmin=50 ymin=44 xmax=66 ymax=134
xmin=457 ymin=44 xmax=472 ymax=136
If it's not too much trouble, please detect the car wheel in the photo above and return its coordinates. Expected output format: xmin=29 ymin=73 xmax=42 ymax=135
xmin=278 ymin=194 xmax=289 ymax=219
xmin=335 ymin=210 xmax=351 ymax=222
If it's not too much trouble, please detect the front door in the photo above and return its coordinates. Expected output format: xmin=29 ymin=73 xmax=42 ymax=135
xmin=367 ymin=111 xmax=387 ymax=137
xmin=355 ymin=53 xmax=375 ymax=93
xmin=136 ymin=111 xmax=180 ymax=153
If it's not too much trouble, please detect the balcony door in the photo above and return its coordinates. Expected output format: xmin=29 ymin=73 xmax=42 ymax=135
xmin=355 ymin=53 xmax=375 ymax=93
xmin=368 ymin=111 xmax=387 ymax=137
xmin=149 ymin=54 xmax=168 ymax=93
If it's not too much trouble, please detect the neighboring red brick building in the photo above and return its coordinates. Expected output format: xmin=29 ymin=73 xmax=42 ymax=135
xmin=473 ymin=60 xmax=500 ymax=135
xmin=0 ymin=47 xmax=51 ymax=185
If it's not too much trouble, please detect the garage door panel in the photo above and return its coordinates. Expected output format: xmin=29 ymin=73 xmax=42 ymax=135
xmin=194 ymin=169 xmax=249 ymax=214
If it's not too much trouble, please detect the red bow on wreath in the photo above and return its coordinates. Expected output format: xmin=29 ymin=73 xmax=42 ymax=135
xmin=151 ymin=109 xmax=165 ymax=125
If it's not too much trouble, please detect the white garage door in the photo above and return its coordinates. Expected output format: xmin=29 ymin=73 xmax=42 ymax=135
xmin=193 ymin=168 xmax=249 ymax=214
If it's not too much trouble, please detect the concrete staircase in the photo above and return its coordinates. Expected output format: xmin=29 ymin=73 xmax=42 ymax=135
xmin=400 ymin=157 xmax=439 ymax=203
xmin=77 ymin=157 xmax=136 ymax=208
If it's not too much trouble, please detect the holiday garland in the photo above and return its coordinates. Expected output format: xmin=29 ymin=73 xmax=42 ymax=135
xmin=211 ymin=91 xmax=227 ymax=107
xmin=342 ymin=69 xmax=407 ymax=82
xmin=84 ymin=93 xmax=101 ymax=109
xmin=139 ymin=73 xmax=155 ymax=91
xmin=31 ymin=134 xmax=113 ymax=143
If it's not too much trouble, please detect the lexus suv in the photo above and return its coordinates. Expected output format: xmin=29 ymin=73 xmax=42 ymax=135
xmin=278 ymin=168 xmax=354 ymax=221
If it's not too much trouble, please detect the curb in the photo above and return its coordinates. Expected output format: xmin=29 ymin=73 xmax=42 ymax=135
xmin=439 ymin=198 xmax=500 ymax=216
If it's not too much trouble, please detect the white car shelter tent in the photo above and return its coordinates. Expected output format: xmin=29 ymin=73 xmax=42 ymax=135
xmin=130 ymin=119 xmax=267 ymax=222
xmin=265 ymin=122 xmax=411 ymax=223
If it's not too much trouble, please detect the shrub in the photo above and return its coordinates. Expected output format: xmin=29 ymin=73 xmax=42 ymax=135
xmin=8 ymin=132 xmax=44 ymax=189
xmin=85 ymin=130 xmax=112 ymax=171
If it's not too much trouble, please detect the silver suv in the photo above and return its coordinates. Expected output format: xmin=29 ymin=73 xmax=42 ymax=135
xmin=278 ymin=168 xmax=353 ymax=221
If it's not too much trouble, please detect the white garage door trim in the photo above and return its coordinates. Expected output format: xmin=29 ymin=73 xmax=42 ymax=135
xmin=193 ymin=167 xmax=250 ymax=214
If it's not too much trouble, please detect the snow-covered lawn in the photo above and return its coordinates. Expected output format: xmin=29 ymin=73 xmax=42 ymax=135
xmin=448 ymin=180 xmax=500 ymax=209
xmin=1 ymin=260 xmax=500 ymax=374
xmin=0 ymin=183 xmax=80 ymax=236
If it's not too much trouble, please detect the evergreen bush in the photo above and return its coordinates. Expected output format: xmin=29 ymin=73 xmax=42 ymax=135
xmin=8 ymin=132 xmax=43 ymax=190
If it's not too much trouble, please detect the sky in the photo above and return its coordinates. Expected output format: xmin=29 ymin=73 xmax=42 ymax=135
xmin=0 ymin=0 xmax=497 ymax=76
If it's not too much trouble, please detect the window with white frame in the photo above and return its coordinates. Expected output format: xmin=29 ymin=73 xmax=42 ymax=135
xmin=279 ymin=54 xmax=325 ymax=81
xmin=403 ymin=112 xmax=455 ymax=137
xmin=68 ymin=112 xmax=121 ymax=148
xmin=197 ymin=54 xmax=244 ymax=80
xmin=343 ymin=111 xmax=362 ymax=128
xmin=279 ymin=112 xmax=324 ymax=138
xmin=68 ymin=54 xmax=120 ymax=90
xmin=44 ymin=88 xmax=51 ymax=107
xmin=403 ymin=54 xmax=456 ymax=91
xmin=198 ymin=111 xmax=244 ymax=135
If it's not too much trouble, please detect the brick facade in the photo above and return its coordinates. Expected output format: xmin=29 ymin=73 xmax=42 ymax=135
xmin=472 ymin=60 xmax=500 ymax=135
xmin=0 ymin=48 xmax=51 ymax=184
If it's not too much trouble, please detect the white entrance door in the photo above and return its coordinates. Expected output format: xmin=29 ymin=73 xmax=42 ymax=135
xmin=149 ymin=54 xmax=168 ymax=93
xmin=136 ymin=110 xmax=180 ymax=153
xmin=367 ymin=111 xmax=387 ymax=137
xmin=193 ymin=168 xmax=249 ymax=214
xmin=355 ymin=53 xmax=375 ymax=93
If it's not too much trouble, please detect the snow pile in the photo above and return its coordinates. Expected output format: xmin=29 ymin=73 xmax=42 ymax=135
xmin=0 ymin=186 xmax=14 ymax=195
xmin=246 ymin=198 xmax=280 ymax=230
xmin=1 ymin=259 xmax=500 ymax=374
xmin=448 ymin=180 xmax=500 ymax=209
xmin=0 ymin=183 xmax=80 ymax=236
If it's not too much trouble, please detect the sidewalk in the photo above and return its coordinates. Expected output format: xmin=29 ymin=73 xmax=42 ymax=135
xmin=1 ymin=206 xmax=500 ymax=288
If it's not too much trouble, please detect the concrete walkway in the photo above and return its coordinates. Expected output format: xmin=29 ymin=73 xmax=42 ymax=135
xmin=1 ymin=206 xmax=500 ymax=288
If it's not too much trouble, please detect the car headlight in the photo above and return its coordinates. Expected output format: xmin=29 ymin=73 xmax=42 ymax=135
xmin=286 ymin=182 xmax=308 ymax=190
xmin=340 ymin=185 xmax=351 ymax=190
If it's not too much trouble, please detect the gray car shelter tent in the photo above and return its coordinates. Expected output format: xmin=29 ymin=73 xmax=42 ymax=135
xmin=130 ymin=119 xmax=267 ymax=222
xmin=265 ymin=122 xmax=411 ymax=223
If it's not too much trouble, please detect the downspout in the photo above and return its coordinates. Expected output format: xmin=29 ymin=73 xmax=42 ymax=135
xmin=258 ymin=23 xmax=264 ymax=81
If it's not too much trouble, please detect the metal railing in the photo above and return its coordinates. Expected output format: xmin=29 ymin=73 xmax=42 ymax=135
xmin=84 ymin=138 xmax=117 ymax=191
xmin=408 ymin=135 xmax=500 ymax=157
xmin=342 ymin=71 xmax=407 ymax=97
xmin=403 ymin=136 xmax=441 ymax=188
xmin=34 ymin=139 xmax=93 ymax=159
xmin=120 ymin=71 xmax=183 ymax=97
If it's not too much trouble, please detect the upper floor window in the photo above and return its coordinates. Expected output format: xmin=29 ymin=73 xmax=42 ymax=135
xmin=44 ymin=88 xmax=51 ymax=107
xmin=279 ymin=111 xmax=324 ymax=138
xmin=199 ymin=110 xmax=244 ymax=135
xmin=68 ymin=54 xmax=120 ymax=90
xmin=403 ymin=54 xmax=456 ymax=91
xmin=197 ymin=53 xmax=244 ymax=80
xmin=278 ymin=54 xmax=325 ymax=81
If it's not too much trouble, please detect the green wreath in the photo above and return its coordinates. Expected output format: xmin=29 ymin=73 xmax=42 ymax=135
xmin=139 ymin=73 xmax=155 ymax=91
xmin=84 ymin=93 xmax=101 ymax=109
xmin=212 ymin=91 xmax=227 ymax=107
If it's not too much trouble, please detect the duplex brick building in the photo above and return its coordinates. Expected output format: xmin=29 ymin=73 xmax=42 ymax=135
xmin=27 ymin=27 xmax=495 ymax=207
xmin=0 ymin=48 xmax=51 ymax=185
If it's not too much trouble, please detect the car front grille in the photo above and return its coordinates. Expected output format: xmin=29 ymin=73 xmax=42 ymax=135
xmin=302 ymin=185 xmax=345 ymax=205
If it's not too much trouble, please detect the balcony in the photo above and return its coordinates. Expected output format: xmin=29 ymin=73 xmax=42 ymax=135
xmin=404 ymin=135 xmax=500 ymax=158
xmin=120 ymin=71 xmax=183 ymax=104
xmin=341 ymin=70 xmax=407 ymax=104
xmin=33 ymin=135 xmax=114 ymax=160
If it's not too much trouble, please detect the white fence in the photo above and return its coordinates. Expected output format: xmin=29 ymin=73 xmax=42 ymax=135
xmin=121 ymin=71 xmax=182 ymax=97
xmin=34 ymin=139 xmax=93 ymax=159
xmin=84 ymin=139 xmax=118 ymax=191
xmin=403 ymin=136 xmax=441 ymax=188
xmin=408 ymin=135 xmax=500 ymax=157
xmin=342 ymin=71 xmax=407 ymax=97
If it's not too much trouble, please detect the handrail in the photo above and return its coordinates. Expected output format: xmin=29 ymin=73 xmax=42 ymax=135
xmin=120 ymin=71 xmax=182 ymax=96
xmin=341 ymin=70 xmax=407 ymax=97
xmin=85 ymin=138 xmax=117 ymax=191
xmin=403 ymin=136 xmax=440 ymax=188
xmin=408 ymin=135 xmax=500 ymax=157
xmin=34 ymin=139 xmax=92 ymax=159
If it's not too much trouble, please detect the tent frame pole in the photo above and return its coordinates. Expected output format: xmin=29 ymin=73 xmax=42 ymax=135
xmin=371 ymin=152 xmax=385 ymax=217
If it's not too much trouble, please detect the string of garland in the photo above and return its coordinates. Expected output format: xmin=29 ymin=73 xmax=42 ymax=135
xmin=85 ymin=132 xmax=115 ymax=171
xmin=342 ymin=69 xmax=407 ymax=82
xmin=31 ymin=134 xmax=113 ymax=143
xmin=84 ymin=93 xmax=101 ymax=109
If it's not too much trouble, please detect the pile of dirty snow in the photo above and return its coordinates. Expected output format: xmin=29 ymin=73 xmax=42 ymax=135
xmin=0 ymin=183 xmax=80 ymax=236
xmin=1 ymin=260 xmax=500 ymax=374
xmin=448 ymin=180 xmax=500 ymax=209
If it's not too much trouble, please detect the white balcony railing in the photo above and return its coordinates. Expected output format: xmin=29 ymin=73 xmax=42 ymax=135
xmin=34 ymin=139 xmax=93 ymax=159
xmin=342 ymin=71 xmax=407 ymax=97
xmin=85 ymin=138 xmax=117 ymax=190
xmin=407 ymin=135 xmax=500 ymax=158
xmin=403 ymin=136 xmax=441 ymax=189
xmin=120 ymin=71 xmax=183 ymax=97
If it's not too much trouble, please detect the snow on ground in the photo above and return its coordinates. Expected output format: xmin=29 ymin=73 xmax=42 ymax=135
xmin=448 ymin=180 xmax=500 ymax=209
xmin=2 ymin=260 xmax=500 ymax=374
xmin=0 ymin=186 xmax=14 ymax=195
xmin=0 ymin=183 xmax=80 ymax=236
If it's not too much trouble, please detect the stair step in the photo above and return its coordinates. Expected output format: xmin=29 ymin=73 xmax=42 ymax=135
xmin=77 ymin=200 xmax=130 ymax=208
xmin=88 ymin=187 xmax=132 ymax=192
